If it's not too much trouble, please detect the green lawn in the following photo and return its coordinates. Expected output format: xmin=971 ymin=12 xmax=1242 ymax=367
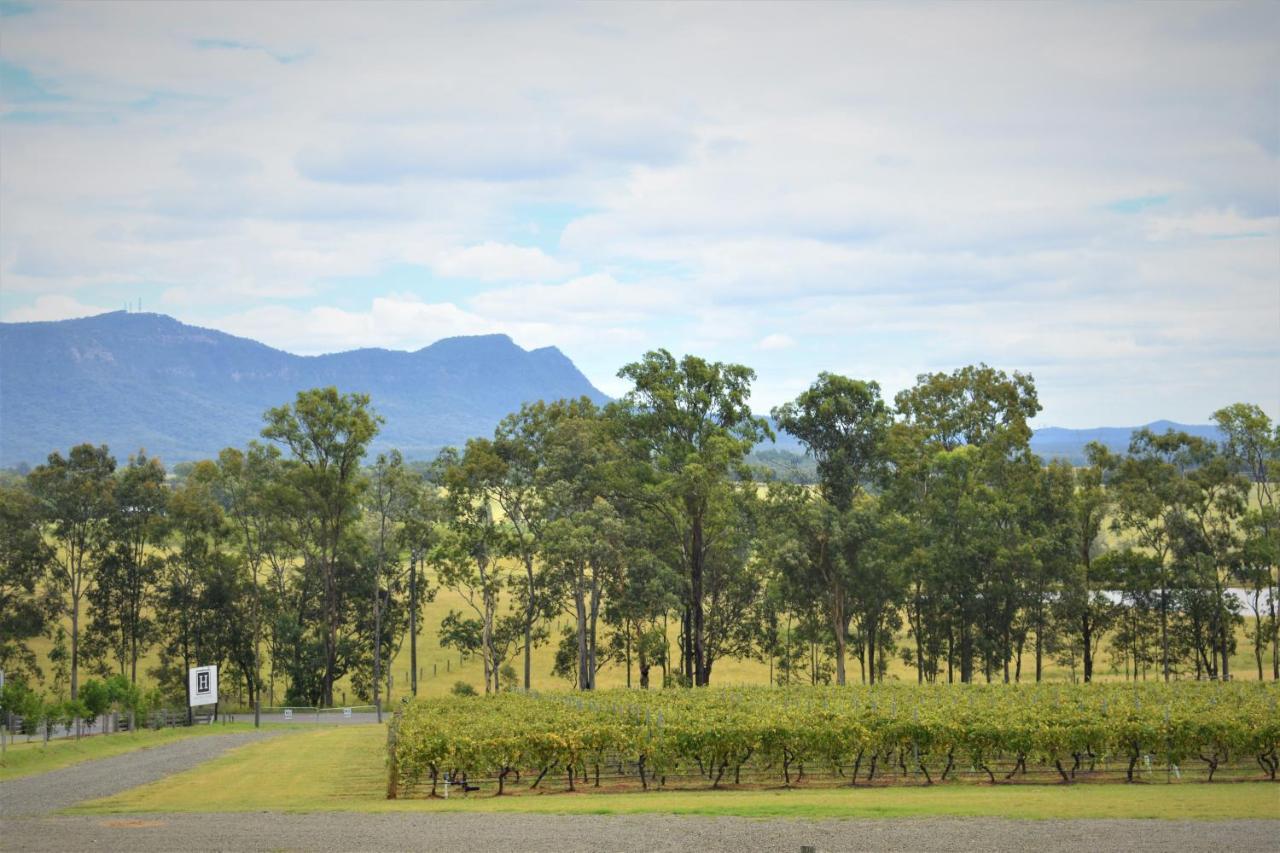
xmin=71 ymin=725 xmax=1280 ymax=820
xmin=0 ymin=722 xmax=268 ymax=782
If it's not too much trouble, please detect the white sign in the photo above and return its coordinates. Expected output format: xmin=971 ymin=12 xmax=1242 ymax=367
xmin=283 ymin=708 xmax=293 ymax=720
xmin=188 ymin=665 xmax=218 ymax=707
xmin=343 ymin=707 xmax=352 ymax=718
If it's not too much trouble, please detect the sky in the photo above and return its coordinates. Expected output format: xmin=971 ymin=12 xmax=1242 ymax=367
xmin=1 ymin=1 xmax=1277 ymax=428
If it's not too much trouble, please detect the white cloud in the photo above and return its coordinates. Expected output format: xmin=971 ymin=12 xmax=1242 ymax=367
xmin=0 ymin=3 xmax=1276 ymax=426
xmin=2 ymin=295 xmax=112 ymax=323
xmin=214 ymin=297 xmax=503 ymax=355
xmin=757 ymin=333 xmax=795 ymax=351
xmin=432 ymin=243 xmax=575 ymax=283
xmin=1145 ymin=208 xmax=1279 ymax=242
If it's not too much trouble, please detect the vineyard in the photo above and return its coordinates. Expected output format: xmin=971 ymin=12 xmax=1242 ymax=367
xmin=387 ymin=683 xmax=1280 ymax=798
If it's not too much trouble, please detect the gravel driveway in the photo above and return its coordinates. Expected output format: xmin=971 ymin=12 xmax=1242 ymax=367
xmin=1 ymin=730 xmax=282 ymax=818
xmin=2 ymin=813 xmax=1278 ymax=852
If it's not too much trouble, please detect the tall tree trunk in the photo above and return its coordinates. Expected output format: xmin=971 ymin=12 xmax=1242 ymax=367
xmin=409 ymin=553 xmax=418 ymax=696
xmin=1271 ymin=573 xmax=1279 ymax=680
xmin=691 ymin=516 xmax=706 ymax=686
xmin=70 ymin=597 xmax=80 ymax=701
xmin=1160 ymin=570 xmax=1170 ymax=682
xmin=867 ymin=620 xmax=877 ymax=685
xmin=831 ymin=589 xmax=847 ymax=686
xmin=373 ymin=585 xmax=382 ymax=719
xmin=681 ymin=607 xmax=692 ymax=683
xmin=575 ymin=571 xmax=589 ymax=690
xmin=524 ymin=555 xmax=535 ymax=691
xmin=1082 ymin=604 xmax=1093 ymax=683
xmin=588 ymin=570 xmax=601 ymax=690
xmin=912 ymin=586 xmax=924 ymax=684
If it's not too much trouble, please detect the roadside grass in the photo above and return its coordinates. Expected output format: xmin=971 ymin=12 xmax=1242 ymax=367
xmin=0 ymin=722 xmax=272 ymax=782
xmin=70 ymin=725 xmax=1280 ymax=820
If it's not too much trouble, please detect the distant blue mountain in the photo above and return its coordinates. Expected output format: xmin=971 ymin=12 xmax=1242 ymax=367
xmin=1028 ymin=420 xmax=1223 ymax=464
xmin=766 ymin=420 xmax=1222 ymax=465
xmin=0 ymin=312 xmax=608 ymax=466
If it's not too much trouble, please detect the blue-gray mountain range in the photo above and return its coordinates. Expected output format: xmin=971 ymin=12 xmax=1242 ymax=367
xmin=0 ymin=311 xmax=1220 ymax=467
xmin=0 ymin=311 xmax=607 ymax=467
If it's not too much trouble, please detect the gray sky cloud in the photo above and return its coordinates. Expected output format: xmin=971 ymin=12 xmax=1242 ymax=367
xmin=1 ymin=1 xmax=1276 ymax=427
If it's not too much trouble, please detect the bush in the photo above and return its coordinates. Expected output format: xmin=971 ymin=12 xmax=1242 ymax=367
xmin=79 ymin=679 xmax=111 ymax=729
xmin=450 ymin=681 xmax=477 ymax=697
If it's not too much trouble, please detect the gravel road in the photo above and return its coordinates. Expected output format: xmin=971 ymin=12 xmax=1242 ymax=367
xmin=1 ymin=730 xmax=281 ymax=818
xmin=2 ymin=813 xmax=1278 ymax=852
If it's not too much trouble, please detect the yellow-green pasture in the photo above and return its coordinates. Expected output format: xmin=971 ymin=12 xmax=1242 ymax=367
xmin=20 ymin=581 xmax=1276 ymax=707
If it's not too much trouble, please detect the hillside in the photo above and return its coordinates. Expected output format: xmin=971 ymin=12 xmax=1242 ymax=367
xmin=0 ymin=312 xmax=608 ymax=466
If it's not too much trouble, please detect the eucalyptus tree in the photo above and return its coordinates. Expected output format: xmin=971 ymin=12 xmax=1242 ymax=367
xmin=1236 ymin=511 xmax=1277 ymax=679
xmin=433 ymin=444 xmax=511 ymax=693
xmin=699 ymin=482 xmax=765 ymax=683
xmin=892 ymin=363 xmax=1041 ymax=453
xmin=261 ymin=388 xmax=381 ymax=706
xmin=156 ymin=461 xmax=251 ymax=716
xmin=208 ymin=442 xmax=284 ymax=723
xmin=533 ymin=398 xmax=627 ymax=690
xmin=1065 ymin=444 xmax=1114 ymax=682
xmin=491 ymin=402 xmax=567 ymax=690
xmin=892 ymin=365 xmax=1042 ymax=683
xmin=0 ymin=484 xmax=53 ymax=679
xmin=27 ymin=444 xmax=117 ymax=700
xmin=1026 ymin=450 xmax=1112 ymax=683
xmin=1212 ymin=403 xmax=1278 ymax=678
xmin=772 ymin=373 xmax=892 ymax=684
xmin=85 ymin=451 xmax=168 ymax=685
xmin=396 ymin=476 xmax=441 ymax=696
xmin=1096 ymin=548 xmax=1163 ymax=680
xmin=617 ymin=350 xmax=771 ymax=686
xmin=1111 ymin=428 xmax=1205 ymax=680
xmin=366 ymin=450 xmax=412 ymax=719
xmin=881 ymin=421 xmax=944 ymax=682
xmin=601 ymin=477 xmax=682 ymax=689
xmin=1169 ymin=441 xmax=1247 ymax=679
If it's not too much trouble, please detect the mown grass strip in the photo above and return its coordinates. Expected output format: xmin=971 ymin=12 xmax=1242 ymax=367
xmin=70 ymin=726 xmax=1280 ymax=820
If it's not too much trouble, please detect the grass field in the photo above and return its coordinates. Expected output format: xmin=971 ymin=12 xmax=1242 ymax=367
xmin=22 ymin=582 xmax=1275 ymax=708
xmin=0 ymin=722 xmax=268 ymax=782
xmin=70 ymin=725 xmax=1280 ymax=820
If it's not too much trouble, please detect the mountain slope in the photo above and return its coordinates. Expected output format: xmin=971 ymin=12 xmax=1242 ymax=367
xmin=0 ymin=312 xmax=608 ymax=466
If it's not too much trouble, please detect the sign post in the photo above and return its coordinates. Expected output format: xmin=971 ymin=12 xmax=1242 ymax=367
xmin=188 ymin=665 xmax=218 ymax=724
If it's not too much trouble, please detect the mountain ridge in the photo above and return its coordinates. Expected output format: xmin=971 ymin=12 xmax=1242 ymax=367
xmin=0 ymin=311 xmax=607 ymax=466
xmin=1 ymin=312 xmax=1222 ymax=468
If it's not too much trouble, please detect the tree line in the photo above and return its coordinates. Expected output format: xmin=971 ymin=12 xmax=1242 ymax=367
xmin=1 ymin=352 xmax=1276 ymax=716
